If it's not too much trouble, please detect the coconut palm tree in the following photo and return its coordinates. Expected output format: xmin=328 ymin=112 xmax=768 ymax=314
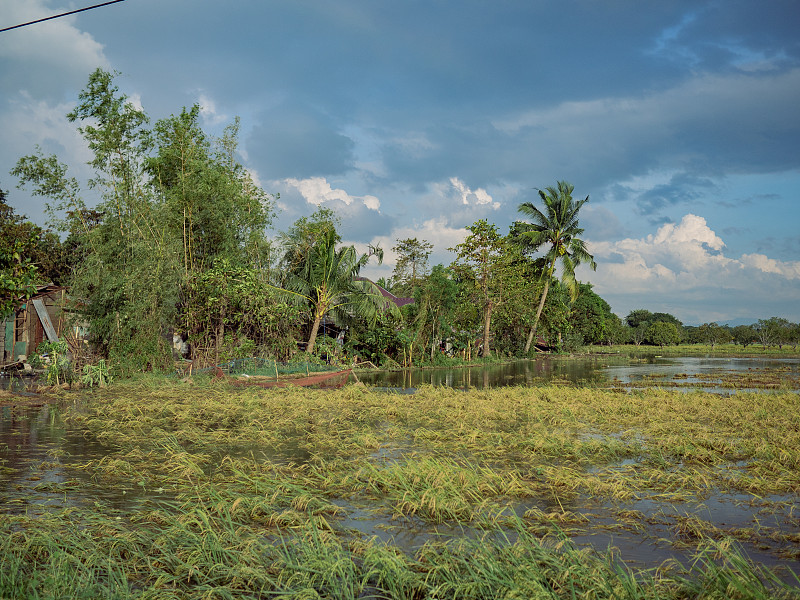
xmin=282 ymin=227 xmax=395 ymax=354
xmin=517 ymin=181 xmax=597 ymax=353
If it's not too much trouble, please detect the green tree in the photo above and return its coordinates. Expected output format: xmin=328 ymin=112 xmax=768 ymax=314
xmin=629 ymin=324 xmax=648 ymax=347
xmin=0 ymin=240 xmax=38 ymax=320
xmin=13 ymin=69 xmax=278 ymax=373
xmin=278 ymin=208 xmax=340 ymax=278
xmin=62 ymin=69 xmax=177 ymax=370
xmin=625 ymin=309 xmax=653 ymax=329
xmin=516 ymin=181 xmax=596 ymax=353
xmin=0 ymin=189 xmax=64 ymax=285
xmin=409 ymin=264 xmax=461 ymax=362
xmin=568 ymin=283 xmax=614 ymax=345
xmin=183 ymin=259 xmax=304 ymax=364
xmin=731 ymin=324 xmax=756 ymax=348
xmin=646 ymin=321 xmax=681 ymax=347
xmin=534 ymin=279 xmax=574 ymax=351
xmin=450 ymin=220 xmax=520 ymax=358
xmin=281 ymin=227 xmax=395 ymax=354
xmin=753 ymin=317 xmax=790 ymax=349
xmin=698 ymin=322 xmax=730 ymax=348
xmin=391 ymin=237 xmax=433 ymax=295
xmin=755 ymin=317 xmax=791 ymax=349
xmin=12 ymin=71 xmax=171 ymax=370
xmin=602 ymin=314 xmax=629 ymax=346
xmin=357 ymin=314 xmax=402 ymax=365
xmin=683 ymin=325 xmax=701 ymax=344
xmin=149 ymin=108 xmax=275 ymax=276
xmin=10 ymin=155 xmax=98 ymax=285
xmin=626 ymin=309 xmax=684 ymax=343
xmin=11 ymin=148 xmax=91 ymax=237
xmin=652 ymin=312 xmax=684 ymax=335
xmin=490 ymin=254 xmax=541 ymax=355
xmin=788 ymin=322 xmax=800 ymax=351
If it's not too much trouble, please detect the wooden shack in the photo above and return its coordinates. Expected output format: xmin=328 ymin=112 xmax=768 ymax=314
xmin=1 ymin=284 xmax=68 ymax=364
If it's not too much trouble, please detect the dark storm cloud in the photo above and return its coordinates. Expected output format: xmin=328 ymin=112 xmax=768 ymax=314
xmin=246 ymin=103 xmax=356 ymax=180
xmin=634 ymin=174 xmax=717 ymax=215
xmin=4 ymin=0 xmax=800 ymax=322
xmin=336 ymin=203 xmax=394 ymax=241
xmin=579 ymin=206 xmax=628 ymax=242
xmin=664 ymin=0 xmax=800 ymax=69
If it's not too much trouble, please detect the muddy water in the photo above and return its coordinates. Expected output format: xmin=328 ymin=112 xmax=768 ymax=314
xmin=603 ymin=355 xmax=800 ymax=388
xmin=357 ymin=354 xmax=800 ymax=392
xmin=0 ymin=376 xmax=33 ymax=392
xmin=328 ymin=443 xmax=800 ymax=582
xmin=357 ymin=356 xmax=606 ymax=389
xmin=3 ymin=354 xmax=798 ymax=393
xmin=0 ymin=403 xmax=175 ymax=514
xmin=3 ymin=357 xmax=799 ymax=582
xmin=330 ymin=493 xmax=798 ymax=577
xmin=3 ymin=400 xmax=798 ymax=583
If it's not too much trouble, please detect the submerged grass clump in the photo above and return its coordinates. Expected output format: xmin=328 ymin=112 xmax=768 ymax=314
xmin=1 ymin=375 xmax=799 ymax=598
xmin=3 ymin=509 xmax=798 ymax=599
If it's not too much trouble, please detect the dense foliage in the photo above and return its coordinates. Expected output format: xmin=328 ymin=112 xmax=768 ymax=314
xmin=515 ymin=181 xmax=596 ymax=352
xmin=5 ymin=70 xmax=799 ymax=375
xmin=12 ymin=70 xmax=277 ymax=373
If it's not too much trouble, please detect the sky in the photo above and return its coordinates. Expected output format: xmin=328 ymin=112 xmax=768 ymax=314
xmin=1 ymin=0 xmax=799 ymax=325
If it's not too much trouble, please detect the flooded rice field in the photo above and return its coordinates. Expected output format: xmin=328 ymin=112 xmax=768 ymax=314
xmin=4 ymin=353 xmax=798 ymax=394
xmin=1 ymin=361 xmax=799 ymax=598
xmin=357 ymin=354 xmax=800 ymax=393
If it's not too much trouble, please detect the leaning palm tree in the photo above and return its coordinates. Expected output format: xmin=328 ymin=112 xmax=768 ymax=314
xmin=282 ymin=228 xmax=395 ymax=354
xmin=517 ymin=181 xmax=597 ymax=353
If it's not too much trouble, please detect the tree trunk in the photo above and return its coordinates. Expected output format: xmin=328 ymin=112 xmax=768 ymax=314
xmin=524 ymin=279 xmax=550 ymax=353
xmin=483 ymin=301 xmax=493 ymax=358
xmin=306 ymin=313 xmax=322 ymax=355
xmin=430 ymin=317 xmax=438 ymax=361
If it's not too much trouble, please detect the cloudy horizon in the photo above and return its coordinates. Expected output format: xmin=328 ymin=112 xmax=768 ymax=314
xmin=2 ymin=0 xmax=798 ymax=325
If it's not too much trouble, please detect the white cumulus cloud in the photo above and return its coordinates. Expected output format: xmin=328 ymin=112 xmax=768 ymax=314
xmin=283 ymin=176 xmax=380 ymax=211
xmin=198 ymin=93 xmax=228 ymax=127
xmin=357 ymin=217 xmax=470 ymax=282
xmin=582 ymin=214 xmax=800 ymax=322
xmin=449 ymin=177 xmax=498 ymax=208
xmin=740 ymin=253 xmax=800 ymax=280
xmin=0 ymin=0 xmax=109 ymax=96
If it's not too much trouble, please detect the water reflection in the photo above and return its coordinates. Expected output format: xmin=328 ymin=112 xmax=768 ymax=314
xmin=0 ymin=404 xmax=165 ymax=513
xmin=2 ymin=390 xmax=799 ymax=583
xmin=358 ymin=356 xmax=610 ymax=389
xmin=0 ymin=375 xmax=33 ymax=392
xmin=604 ymin=355 xmax=799 ymax=384
xmin=358 ymin=355 xmax=800 ymax=392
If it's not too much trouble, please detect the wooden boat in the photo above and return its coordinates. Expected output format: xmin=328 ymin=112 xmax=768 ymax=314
xmin=213 ymin=367 xmax=353 ymax=389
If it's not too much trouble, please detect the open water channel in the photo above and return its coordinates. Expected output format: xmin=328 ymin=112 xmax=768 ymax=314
xmin=2 ymin=354 xmax=799 ymax=586
xmin=357 ymin=353 xmax=800 ymax=393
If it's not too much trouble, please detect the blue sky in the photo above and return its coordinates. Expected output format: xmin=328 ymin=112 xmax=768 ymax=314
xmin=1 ymin=0 xmax=799 ymax=324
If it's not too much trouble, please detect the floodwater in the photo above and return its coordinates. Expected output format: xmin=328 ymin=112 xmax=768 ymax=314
xmin=326 ymin=436 xmax=800 ymax=582
xmin=0 ymin=403 xmax=175 ymax=514
xmin=357 ymin=354 xmax=800 ymax=392
xmin=2 ymin=355 xmax=799 ymax=585
xmin=3 ymin=353 xmax=798 ymax=393
xmin=2 ymin=385 xmax=799 ymax=583
xmin=0 ymin=376 xmax=33 ymax=392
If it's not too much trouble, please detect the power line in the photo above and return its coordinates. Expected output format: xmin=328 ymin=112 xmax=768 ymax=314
xmin=0 ymin=0 xmax=127 ymax=33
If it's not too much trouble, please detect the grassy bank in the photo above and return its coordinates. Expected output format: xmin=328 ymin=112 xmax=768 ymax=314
xmin=2 ymin=377 xmax=799 ymax=598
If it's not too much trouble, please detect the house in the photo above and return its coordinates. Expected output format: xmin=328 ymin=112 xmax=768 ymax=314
xmin=1 ymin=284 xmax=68 ymax=364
